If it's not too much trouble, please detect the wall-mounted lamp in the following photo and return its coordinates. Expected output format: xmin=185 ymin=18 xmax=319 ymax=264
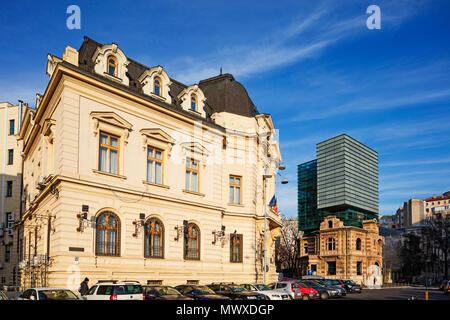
xmin=212 ymin=225 xmax=226 ymax=245
xmin=76 ymin=212 xmax=88 ymax=232
xmin=174 ymin=220 xmax=189 ymax=241
xmin=132 ymin=213 xmax=146 ymax=237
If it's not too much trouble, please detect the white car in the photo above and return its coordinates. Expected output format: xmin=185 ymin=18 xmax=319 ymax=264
xmin=17 ymin=288 xmax=80 ymax=300
xmin=84 ymin=281 xmax=144 ymax=300
xmin=241 ymin=283 xmax=290 ymax=300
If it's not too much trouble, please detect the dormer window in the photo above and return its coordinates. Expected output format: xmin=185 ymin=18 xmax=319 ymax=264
xmin=191 ymin=94 xmax=197 ymax=111
xmin=154 ymin=77 xmax=162 ymax=96
xmin=107 ymin=56 xmax=118 ymax=77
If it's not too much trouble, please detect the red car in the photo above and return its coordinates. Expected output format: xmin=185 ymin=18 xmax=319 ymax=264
xmin=293 ymin=280 xmax=320 ymax=300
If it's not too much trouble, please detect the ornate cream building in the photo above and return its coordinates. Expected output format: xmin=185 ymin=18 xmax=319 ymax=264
xmin=299 ymin=216 xmax=384 ymax=285
xmin=15 ymin=37 xmax=283 ymax=290
xmin=0 ymin=102 xmax=29 ymax=288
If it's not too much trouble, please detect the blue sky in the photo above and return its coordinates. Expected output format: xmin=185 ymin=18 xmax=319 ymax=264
xmin=1 ymin=0 xmax=449 ymax=218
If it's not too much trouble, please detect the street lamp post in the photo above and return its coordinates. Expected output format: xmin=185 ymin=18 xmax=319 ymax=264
xmin=263 ymin=163 xmax=287 ymax=285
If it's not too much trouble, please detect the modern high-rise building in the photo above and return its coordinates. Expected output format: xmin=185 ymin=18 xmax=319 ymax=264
xmin=297 ymin=134 xmax=383 ymax=285
xmin=298 ymin=134 xmax=379 ymax=234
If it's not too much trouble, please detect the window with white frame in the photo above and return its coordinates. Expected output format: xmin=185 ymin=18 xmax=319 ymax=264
xmin=147 ymin=147 xmax=163 ymax=184
xmin=185 ymin=159 xmax=199 ymax=192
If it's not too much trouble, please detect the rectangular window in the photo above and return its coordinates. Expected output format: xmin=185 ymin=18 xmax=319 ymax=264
xmin=229 ymin=175 xmax=242 ymax=204
xmin=7 ymin=149 xmax=13 ymax=165
xmin=304 ymin=242 xmax=308 ymax=254
xmin=5 ymin=245 xmax=11 ymax=263
xmin=311 ymin=264 xmax=317 ymax=273
xmin=146 ymin=147 xmax=163 ymax=184
xmin=9 ymin=119 xmax=15 ymax=135
xmin=185 ymin=159 xmax=199 ymax=192
xmin=6 ymin=181 xmax=13 ymax=197
xmin=357 ymin=261 xmax=362 ymax=275
xmin=230 ymin=234 xmax=243 ymax=263
xmin=327 ymin=261 xmax=336 ymax=275
xmin=99 ymin=132 xmax=119 ymax=174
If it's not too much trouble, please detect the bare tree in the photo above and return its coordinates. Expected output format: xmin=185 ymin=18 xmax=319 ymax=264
xmin=275 ymin=217 xmax=302 ymax=278
xmin=423 ymin=212 xmax=450 ymax=280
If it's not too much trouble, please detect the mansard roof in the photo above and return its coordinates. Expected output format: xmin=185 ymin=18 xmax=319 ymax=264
xmin=77 ymin=36 xmax=259 ymax=119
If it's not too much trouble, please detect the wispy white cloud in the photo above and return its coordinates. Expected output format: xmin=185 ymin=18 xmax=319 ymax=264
xmin=168 ymin=1 xmax=417 ymax=84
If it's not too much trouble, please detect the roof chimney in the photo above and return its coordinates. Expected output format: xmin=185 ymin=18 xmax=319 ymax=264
xmin=63 ymin=46 xmax=79 ymax=66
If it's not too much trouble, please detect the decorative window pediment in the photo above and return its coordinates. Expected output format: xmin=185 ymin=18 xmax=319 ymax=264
xmin=92 ymin=43 xmax=130 ymax=86
xmin=91 ymin=111 xmax=132 ymax=144
xmin=140 ymin=128 xmax=175 ymax=155
xmin=177 ymin=85 xmax=207 ymax=117
xmin=138 ymin=66 xmax=172 ymax=103
xmin=180 ymin=142 xmax=210 ymax=165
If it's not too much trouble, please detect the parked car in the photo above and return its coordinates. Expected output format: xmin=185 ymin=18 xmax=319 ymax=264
xmin=240 ymin=284 xmax=290 ymax=300
xmin=292 ymin=281 xmax=320 ymax=300
xmin=207 ymin=283 xmax=267 ymax=300
xmin=85 ymin=281 xmax=144 ymax=300
xmin=397 ymin=278 xmax=411 ymax=284
xmin=16 ymin=288 xmax=80 ymax=300
xmin=341 ymin=279 xmax=362 ymax=293
xmin=443 ymin=282 xmax=450 ymax=295
xmin=316 ymin=279 xmax=346 ymax=296
xmin=0 ymin=290 xmax=8 ymax=300
xmin=175 ymin=285 xmax=231 ymax=300
xmin=267 ymin=281 xmax=302 ymax=300
xmin=439 ymin=280 xmax=449 ymax=291
xmin=142 ymin=285 xmax=193 ymax=300
xmin=299 ymin=280 xmax=340 ymax=300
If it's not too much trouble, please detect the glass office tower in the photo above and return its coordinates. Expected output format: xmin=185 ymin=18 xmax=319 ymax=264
xmin=298 ymin=160 xmax=323 ymax=234
xmin=298 ymin=134 xmax=379 ymax=234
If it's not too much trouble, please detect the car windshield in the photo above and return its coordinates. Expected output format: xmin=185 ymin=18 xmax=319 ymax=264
xmin=38 ymin=290 xmax=78 ymax=300
xmin=228 ymin=285 xmax=246 ymax=292
xmin=266 ymin=283 xmax=275 ymax=290
xmin=325 ymin=280 xmax=341 ymax=285
xmin=344 ymin=280 xmax=356 ymax=285
xmin=193 ymin=286 xmax=216 ymax=295
xmin=152 ymin=286 xmax=181 ymax=295
xmin=302 ymin=281 xmax=323 ymax=289
xmin=254 ymin=284 xmax=270 ymax=291
xmin=113 ymin=284 xmax=143 ymax=295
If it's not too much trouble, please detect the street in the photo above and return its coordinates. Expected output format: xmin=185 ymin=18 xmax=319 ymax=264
xmin=341 ymin=286 xmax=450 ymax=300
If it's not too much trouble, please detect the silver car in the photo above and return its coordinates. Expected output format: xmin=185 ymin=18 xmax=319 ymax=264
xmin=267 ymin=281 xmax=302 ymax=300
xmin=241 ymin=284 xmax=290 ymax=300
xmin=16 ymin=288 xmax=80 ymax=300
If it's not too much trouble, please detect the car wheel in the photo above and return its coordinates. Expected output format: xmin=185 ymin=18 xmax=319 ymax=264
xmin=320 ymin=292 xmax=329 ymax=300
xmin=302 ymin=295 xmax=309 ymax=301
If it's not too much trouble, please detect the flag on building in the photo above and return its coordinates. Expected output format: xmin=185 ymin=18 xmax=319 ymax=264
xmin=269 ymin=195 xmax=278 ymax=213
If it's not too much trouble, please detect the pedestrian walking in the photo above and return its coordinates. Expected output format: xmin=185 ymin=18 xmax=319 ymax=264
xmin=79 ymin=277 xmax=90 ymax=296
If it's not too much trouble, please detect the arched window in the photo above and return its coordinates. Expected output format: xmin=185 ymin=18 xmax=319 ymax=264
xmin=144 ymin=218 xmax=164 ymax=258
xmin=96 ymin=212 xmax=120 ymax=256
xmin=356 ymin=238 xmax=362 ymax=250
xmin=377 ymin=239 xmax=383 ymax=255
xmin=107 ymin=56 xmax=118 ymax=76
xmin=184 ymin=223 xmax=200 ymax=260
xmin=190 ymin=94 xmax=197 ymax=111
xmin=154 ymin=77 xmax=162 ymax=96
xmin=328 ymin=221 xmax=333 ymax=229
xmin=327 ymin=238 xmax=336 ymax=251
